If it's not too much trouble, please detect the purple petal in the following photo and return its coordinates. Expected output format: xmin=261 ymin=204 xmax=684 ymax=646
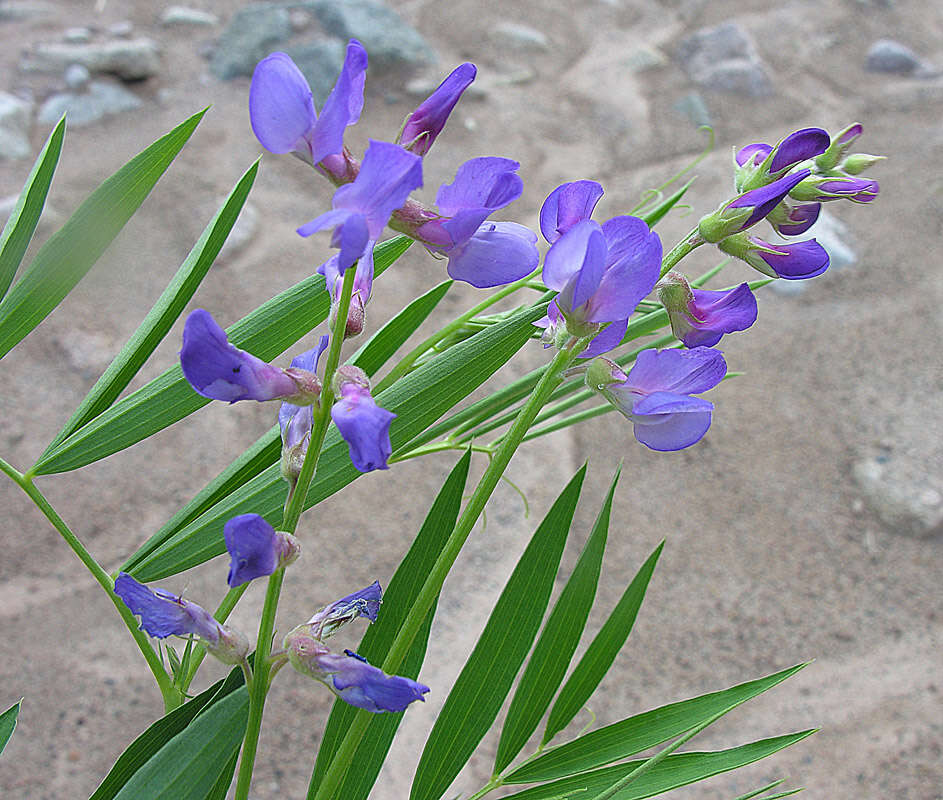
xmin=816 ymin=178 xmax=879 ymax=203
xmin=753 ymin=237 xmax=830 ymax=280
xmin=297 ymin=208 xmax=353 ymax=238
xmin=562 ymin=226 xmax=608 ymax=312
xmin=727 ymin=169 xmax=811 ymax=230
xmin=335 ymin=213 xmax=370 ymax=272
xmin=629 ymin=391 xmax=714 ymax=451
xmin=114 ymin=573 xmax=221 ymax=642
xmin=836 ymin=123 xmax=863 ymax=146
xmin=435 ymin=157 xmax=522 ymax=216
xmin=678 ymin=283 xmax=758 ymax=348
xmin=773 ymin=202 xmax=820 ymax=236
xmin=626 ymin=347 xmax=727 ymax=396
xmin=249 ymin=52 xmax=316 ymax=154
xmin=401 ymin=62 xmax=476 ymax=155
xmin=429 ymin=208 xmax=494 ymax=250
xmin=445 ymin=221 xmax=539 ymax=287
xmin=539 ymin=181 xmax=604 ymax=243
xmin=279 ymin=400 xmax=313 ymax=450
xmin=542 ymin=219 xmax=603 ymax=293
xmin=224 ymin=514 xmax=278 ymax=587
xmin=289 ymin=335 xmax=331 ymax=373
xmin=769 ymin=128 xmax=830 ymax=173
xmin=313 ymin=581 xmax=383 ymax=627
xmin=331 ymin=384 xmax=396 ymax=472
xmin=320 ymin=651 xmax=429 ymax=713
xmin=309 ymin=40 xmax=368 ymax=165
xmin=580 ymin=317 xmax=628 ymax=359
xmin=180 ymin=309 xmax=298 ymax=402
xmin=735 ymin=143 xmax=771 ymax=167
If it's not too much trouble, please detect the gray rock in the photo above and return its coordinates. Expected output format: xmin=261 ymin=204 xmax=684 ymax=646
xmin=64 ymin=63 xmax=91 ymax=91
xmin=37 ymin=80 xmax=142 ymax=127
xmin=63 ymin=27 xmax=92 ymax=44
xmin=107 ymin=21 xmax=134 ymax=38
xmin=0 ymin=93 xmax=34 ymax=161
xmin=865 ymin=39 xmax=923 ymax=75
xmin=160 ymin=6 xmax=220 ymax=27
xmin=676 ymin=22 xmax=774 ymax=97
xmin=0 ymin=2 xmax=56 ymax=20
xmin=310 ymin=0 xmax=435 ymax=69
xmin=492 ymin=21 xmax=549 ymax=51
xmin=281 ymin=40 xmax=346 ymax=104
xmin=673 ymin=91 xmax=711 ymax=127
xmin=853 ymin=453 xmax=943 ymax=538
xmin=210 ymin=3 xmax=291 ymax=80
xmin=23 ymin=39 xmax=161 ymax=81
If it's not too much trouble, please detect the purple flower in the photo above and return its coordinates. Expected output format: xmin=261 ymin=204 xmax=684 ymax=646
xmin=180 ymin=309 xmax=321 ymax=404
xmin=815 ymin=122 xmax=864 ymax=171
xmin=586 ymin=348 xmax=727 ymax=451
xmin=699 ymin=169 xmax=811 ymax=243
xmin=734 ymin=128 xmax=830 ymax=191
xmin=400 ymin=63 xmax=476 ymax=156
xmin=299 ymin=140 xmax=423 ymax=275
xmin=224 ymin=514 xmax=300 ymax=588
xmin=539 ymin=180 xmax=605 ymax=243
xmin=114 ymin=573 xmax=248 ymax=664
xmin=657 ymin=271 xmax=757 ymax=348
xmin=767 ymin=201 xmax=821 ymax=237
xmin=718 ymin=234 xmax=830 ymax=280
xmin=790 ymin=175 xmax=880 ymax=204
xmin=540 ymin=196 xmax=662 ymax=358
xmin=414 ymin=157 xmax=537 ymax=287
xmin=321 ymin=650 xmax=429 ymax=713
xmin=249 ymin=42 xmax=367 ymax=175
xmin=307 ymin=581 xmax=382 ymax=638
xmin=279 ymin=336 xmax=330 ymax=481
xmin=330 ymin=367 xmax=396 ymax=473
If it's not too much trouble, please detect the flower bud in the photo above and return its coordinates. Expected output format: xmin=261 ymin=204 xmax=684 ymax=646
xmin=718 ymin=233 xmax=829 ymax=280
xmin=789 ymin=175 xmax=879 ymax=204
xmin=839 ymin=153 xmax=886 ymax=175
xmin=400 ymin=63 xmax=476 ymax=156
xmin=815 ymin=123 xmax=863 ymax=171
xmin=332 ymin=364 xmax=371 ymax=396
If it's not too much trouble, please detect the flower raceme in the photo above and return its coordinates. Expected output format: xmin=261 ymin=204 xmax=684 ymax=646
xmin=656 ymin=271 xmax=757 ymax=349
xmin=586 ymin=347 xmax=727 ymax=451
xmin=180 ymin=309 xmax=323 ymax=404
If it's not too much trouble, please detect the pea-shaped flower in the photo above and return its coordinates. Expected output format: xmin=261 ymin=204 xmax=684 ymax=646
xmin=718 ymin=234 xmax=830 ymax=281
xmin=400 ymin=62 xmax=477 ymax=156
xmin=657 ymin=271 xmax=757 ymax=349
xmin=330 ymin=366 xmax=396 ymax=473
xmin=224 ymin=514 xmax=300 ymax=588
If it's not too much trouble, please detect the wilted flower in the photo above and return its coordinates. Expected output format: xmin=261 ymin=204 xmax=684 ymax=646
xmin=279 ymin=336 xmax=329 ymax=481
xmin=657 ymin=271 xmax=757 ymax=348
xmin=734 ymin=128 xmax=830 ymax=191
xmin=718 ymin=234 xmax=830 ymax=280
xmin=114 ymin=573 xmax=248 ymax=665
xmin=224 ymin=514 xmax=300 ymax=588
xmin=249 ymin=42 xmax=367 ymax=180
xmin=180 ymin=309 xmax=321 ymax=404
xmin=306 ymin=581 xmax=382 ymax=639
xmin=585 ymin=348 xmax=727 ymax=451
xmin=400 ymin=62 xmax=476 ymax=156
xmin=331 ymin=366 xmax=396 ymax=473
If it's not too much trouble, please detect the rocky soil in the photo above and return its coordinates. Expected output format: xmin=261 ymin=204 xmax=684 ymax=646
xmin=0 ymin=1 xmax=940 ymax=799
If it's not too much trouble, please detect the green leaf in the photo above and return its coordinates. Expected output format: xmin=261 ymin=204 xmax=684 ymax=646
xmin=494 ymin=465 xmax=621 ymax=774
xmin=112 ymin=687 xmax=248 ymax=800
xmin=205 ymin=752 xmax=239 ymax=800
xmin=410 ymin=465 xmax=587 ymax=800
xmin=506 ymin=663 xmax=807 ymax=784
xmin=0 ymin=116 xmax=65 ymax=300
xmin=124 ymin=301 xmax=547 ymax=581
xmin=41 ymin=159 xmax=260 ymax=456
xmin=543 ymin=541 xmax=663 ymax=745
xmin=498 ymin=731 xmax=815 ymax=800
xmin=90 ymin=666 xmax=245 ymax=800
xmin=640 ymin=179 xmax=694 ymax=228
xmin=309 ymin=450 xmax=471 ymax=800
xmin=0 ymin=110 xmax=206 ymax=359
xmin=350 ymin=279 xmax=452 ymax=375
xmin=31 ymin=235 xmax=412 ymax=475
xmin=0 ymin=699 xmax=21 ymax=756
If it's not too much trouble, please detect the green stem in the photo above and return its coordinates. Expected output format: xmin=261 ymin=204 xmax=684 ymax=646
xmin=391 ymin=441 xmax=494 ymax=463
xmin=0 ymin=456 xmax=179 ymax=709
xmin=659 ymin=227 xmax=703 ymax=278
xmin=233 ymin=266 xmax=357 ymax=800
xmin=372 ymin=267 xmax=541 ymax=395
xmin=180 ymin=583 xmax=248 ymax=692
xmin=309 ymin=341 xmax=586 ymax=800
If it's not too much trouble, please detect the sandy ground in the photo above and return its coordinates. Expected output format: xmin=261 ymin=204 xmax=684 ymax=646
xmin=0 ymin=1 xmax=941 ymax=798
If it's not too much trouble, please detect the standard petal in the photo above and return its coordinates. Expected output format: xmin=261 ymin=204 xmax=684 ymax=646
xmin=585 ymin=216 xmax=662 ymax=322
xmin=542 ymin=219 xmax=603 ymax=292
xmin=249 ymin=52 xmax=316 ymax=154
xmin=401 ymin=62 xmax=476 ymax=155
xmin=446 ymin=222 xmax=539 ymax=288
xmin=727 ymin=169 xmax=811 ymax=230
xmin=680 ymin=283 xmax=758 ymax=347
xmin=756 ymin=237 xmax=830 ymax=280
xmin=539 ymin=180 xmax=604 ymax=243
xmin=735 ymin=142 xmax=771 ymax=167
xmin=769 ymin=128 xmax=830 ymax=173
xmin=335 ymin=213 xmax=370 ymax=272
xmin=435 ymin=157 xmax=522 ymax=215
xmin=309 ymin=40 xmax=368 ymax=164
xmin=626 ymin=347 xmax=727 ymax=396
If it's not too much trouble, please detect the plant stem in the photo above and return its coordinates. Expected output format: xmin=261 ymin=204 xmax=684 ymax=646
xmin=309 ymin=340 xmax=586 ymax=800
xmin=233 ymin=266 xmax=357 ymax=800
xmin=660 ymin=227 xmax=703 ymax=278
xmin=0 ymin=456 xmax=180 ymax=709
xmin=372 ymin=267 xmax=541 ymax=395
xmin=391 ymin=441 xmax=494 ymax=463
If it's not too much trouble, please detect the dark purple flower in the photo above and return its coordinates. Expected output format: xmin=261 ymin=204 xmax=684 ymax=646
xmin=586 ymin=348 xmax=727 ymax=451
xmin=735 ymin=143 xmax=772 ymax=168
xmin=400 ymin=63 xmax=476 ymax=156
xmin=657 ymin=271 xmax=757 ymax=348
xmin=718 ymin=234 xmax=830 ymax=280
xmin=414 ymin=157 xmax=536 ymax=287
xmin=114 ymin=573 xmax=249 ymax=664
xmin=539 ymin=180 xmax=605 ymax=244
xmin=790 ymin=175 xmax=880 ymax=204
xmin=307 ymin=581 xmax=382 ymax=638
xmin=299 ymin=140 xmax=423 ymax=274
xmin=180 ymin=309 xmax=321 ymax=404
xmin=224 ymin=514 xmax=300 ymax=588
xmin=249 ymin=42 xmax=367 ymax=173
xmin=767 ymin=201 xmax=821 ymax=237
xmin=735 ymin=129 xmax=829 ymax=192
xmin=331 ymin=368 xmax=396 ymax=472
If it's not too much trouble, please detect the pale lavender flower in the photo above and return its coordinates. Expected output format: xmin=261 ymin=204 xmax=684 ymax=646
xmin=657 ymin=271 xmax=757 ymax=348
xmin=400 ymin=63 xmax=476 ymax=155
xmin=586 ymin=348 xmax=727 ymax=451
xmin=718 ymin=234 xmax=830 ymax=280
xmin=330 ymin=366 xmax=396 ymax=473
xmin=307 ymin=581 xmax=382 ymax=639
